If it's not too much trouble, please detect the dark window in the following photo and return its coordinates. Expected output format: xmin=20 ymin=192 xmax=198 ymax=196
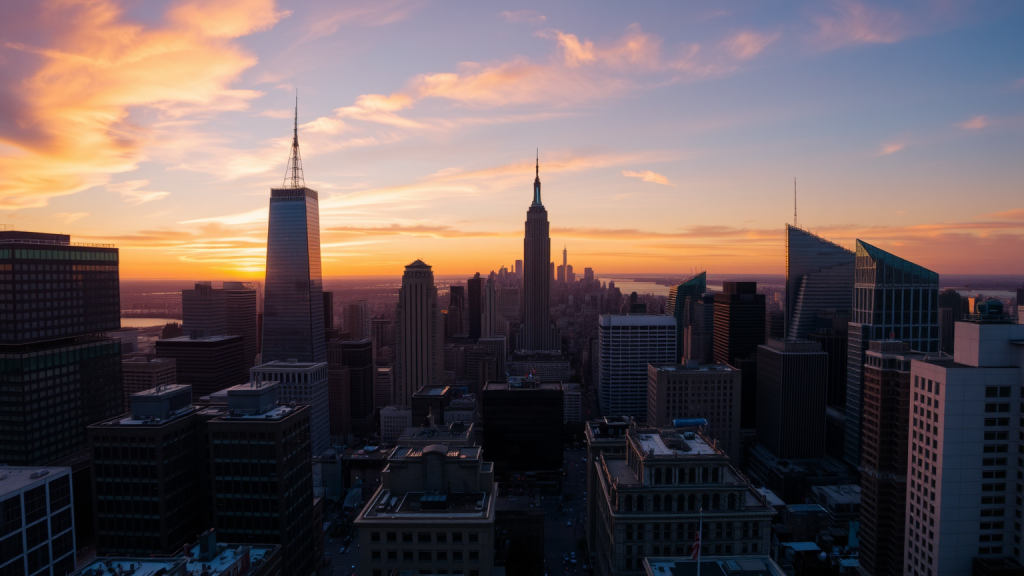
xmin=371 ymin=550 xmax=381 ymax=560
xmin=418 ymin=532 xmax=431 ymax=543
xmin=403 ymin=532 xmax=413 ymax=543
xmin=469 ymin=551 xmax=479 ymax=561
xmin=419 ymin=551 xmax=431 ymax=561
xmin=469 ymin=532 xmax=478 ymax=543
xmin=403 ymin=551 xmax=413 ymax=561
xmin=452 ymin=532 xmax=463 ymax=542
xmin=388 ymin=551 xmax=397 ymax=561
xmin=0 ymin=497 xmax=21 ymax=538
xmin=23 ymin=487 xmax=46 ymax=524
xmin=48 ymin=476 xmax=71 ymax=511
xmin=387 ymin=532 xmax=397 ymax=542
xmin=371 ymin=532 xmax=381 ymax=542
xmin=437 ymin=532 xmax=447 ymax=543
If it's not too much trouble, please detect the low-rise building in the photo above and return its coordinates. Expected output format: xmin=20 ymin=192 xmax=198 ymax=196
xmin=592 ymin=425 xmax=776 ymax=576
xmin=71 ymin=530 xmax=281 ymax=576
xmin=380 ymin=405 xmax=413 ymax=443
xmin=642 ymin=556 xmax=786 ymax=576
xmin=397 ymin=422 xmax=475 ymax=448
xmin=0 ymin=466 xmax=76 ymax=576
xmin=355 ymin=444 xmax=497 ymax=576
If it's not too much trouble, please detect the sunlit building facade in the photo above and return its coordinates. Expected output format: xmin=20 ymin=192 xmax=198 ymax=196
xmin=784 ymin=225 xmax=855 ymax=340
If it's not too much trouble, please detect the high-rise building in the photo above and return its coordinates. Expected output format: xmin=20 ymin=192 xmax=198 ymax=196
xmin=591 ymin=426 xmax=776 ymax=576
xmin=120 ymin=357 xmax=176 ymax=405
xmin=584 ymin=268 xmax=594 ymax=282
xmin=208 ymin=381 xmax=317 ymax=576
xmin=562 ymin=245 xmax=568 ymax=284
xmin=155 ymin=334 xmax=247 ymax=398
xmin=683 ymin=293 xmax=715 ymax=364
xmin=481 ymin=379 xmax=563 ymax=474
xmin=597 ymin=315 xmax=677 ymax=422
xmin=344 ymin=301 xmax=370 ymax=341
xmin=0 ymin=465 xmax=76 ymax=576
xmin=481 ymin=277 xmax=497 ymax=338
xmin=355 ymin=444 xmax=497 ymax=576
xmin=181 ymin=281 xmax=258 ymax=367
xmin=341 ymin=338 xmax=375 ymax=436
xmin=394 ymin=260 xmax=444 ymax=407
xmin=858 ymin=340 xmax=923 ymax=576
xmin=323 ymin=290 xmax=335 ymax=330
xmin=371 ymin=316 xmax=394 ymax=365
xmin=712 ymin=282 xmax=766 ymax=366
xmin=522 ymin=156 xmax=553 ymax=350
xmin=756 ymin=339 xmax=828 ymax=460
xmin=937 ymin=289 xmax=965 ymax=355
xmin=566 ymin=264 xmax=575 ymax=283
xmin=904 ymin=301 xmax=1022 ymax=575
xmin=666 ymin=271 xmax=706 ymax=363
xmin=467 ymin=273 xmax=483 ymax=340
xmin=375 ymin=365 xmax=394 ymax=409
xmin=250 ymin=360 xmax=330 ymax=455
xmin=647 ymin=362 xmax=742 ymax=461
xmin=844 ymin=240 xmax=938 ymax=468
xmin=326 ymin=338 xmax=352 ymax=437
xmin=0 ymin=231 xmax=123 ymax=466
xmin=261 ymin=110 xmax=326 ymax=364
xmin=784 ymin=225 xmax=854 ymax=340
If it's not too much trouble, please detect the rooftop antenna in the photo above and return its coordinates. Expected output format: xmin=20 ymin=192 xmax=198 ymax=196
xmin=793 ymin=178 xmax=798 ymax=228
xmin=282 ymin=91 xmax=305 ymax=189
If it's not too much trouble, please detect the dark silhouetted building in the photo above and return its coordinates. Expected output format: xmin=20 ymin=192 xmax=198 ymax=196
xmin=482 ymin=379 xmax=563 ymax=474
xmin=411 ymin=385 xmax=453 ymax=427
xmin=155 ymin=334 xmax=247 ymax=398
xmin=712 ymin=281 xmax=765 ymax=366
xmin=937 ymin=289 xmax=965 ymax=355
xmin=395 ymin=260 xmax=444 ymax=407
xmin=0 ymin=231 xmax=123 ymax=466
xmin=666 ymin=271 xmax=706 ymax=363
xmin=522 ymin=157 xmax=554 ymax=350
xmin=326 ymin=339 xmax=351 ymax=438
xmin=756 ymin=339 xmax=828 ymax=460
xmin=341 ymin=338 xmax=374 ymax=435
xmin=182 ymin=281 xmax=258 ymax=367
xmin=468 ymin=273 xmax=483 ymax=340
xmin=784 ymin=225 xmax=854 ymax=340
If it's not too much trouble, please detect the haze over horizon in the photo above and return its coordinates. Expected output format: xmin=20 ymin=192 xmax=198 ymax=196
xmin=2 ymin=1 xmax=1022 ymax=279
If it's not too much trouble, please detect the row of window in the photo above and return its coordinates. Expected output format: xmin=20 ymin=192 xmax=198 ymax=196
xmin=370 ymin=531 xmax=479 ymax=544
xmin=370 ymin=549 xmax=480 ymax=562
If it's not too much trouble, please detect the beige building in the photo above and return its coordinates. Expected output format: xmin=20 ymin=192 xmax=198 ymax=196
xmin=647 ymin=362 xmax=741 ymax=462
xmin=355 ymin=444 xmax=497 ymax=576
xmin=121 ymin=357 xmax=176 ymax=406
xmin=592 ymin=425 xmax=776 ymax=576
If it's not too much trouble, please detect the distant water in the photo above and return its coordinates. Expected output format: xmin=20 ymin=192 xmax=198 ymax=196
xmin=120 ymin=317 xmax=178 ymax=328
xmin=597 ymin=278 xmax=670 ymax=297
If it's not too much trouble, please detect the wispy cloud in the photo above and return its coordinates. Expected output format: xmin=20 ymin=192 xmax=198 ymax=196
xmin=622 ymin=170 xmax=674 ymax=186
xmin=723 ymin=30 xmax=780 ymax=60
xmin=300 ymin=0 xmax=420 ymax=42
xmin=958 ymin=115 xmax=989 ymax=130
xmin=878 ymin=141 xmax=905 ymax=155
xmin=500 ymin=10 xmax=546 ymax=25
xmin=53 ymin=212 xmax=89 ymax=224
xmin=107 ymin=179 xmax=170 ymax=205
xmin=811 ymin=1 xmax=906 ymax=51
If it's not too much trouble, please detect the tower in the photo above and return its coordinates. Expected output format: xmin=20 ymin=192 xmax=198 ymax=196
xmin=394 ymin=260 xmax=444 ymax=407
xmin=562 ymin=244 xmax=568 ymax=284
xmin=261 ymin=98 xmax=326 ymax=363
xmin=785 ymin=225 xmax=854 ymax=340
xmin=522 ymin=152 xmax=553 ymax=350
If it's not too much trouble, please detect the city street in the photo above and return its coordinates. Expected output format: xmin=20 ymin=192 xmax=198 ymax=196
xmin=542 ymin=449 xmax=589 ymax=576
xmin=323 ymin=530 xmax=359 ymax=576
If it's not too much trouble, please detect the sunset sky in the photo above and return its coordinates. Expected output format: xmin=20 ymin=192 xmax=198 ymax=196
xmin=2 ymin=0 xmax=1022 ymax=279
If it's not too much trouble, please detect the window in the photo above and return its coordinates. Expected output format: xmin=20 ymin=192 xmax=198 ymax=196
xmin=437 ymin=551 xmax=448 ymax=561
xmin=469 ymin=532 xmax=479 ymax=543
xmin=388 ymin=551 xmax=398 ymax=561
xmin=403 ymin=532 xmax=413 ymax=543
xmin=371 ymin=532 xmax=381 ymax=542
xmin=419 ymin=551 xmax=431 ymax=561
xmin=453 ymin=532 xmax=463 ymax=543
xmin=469 ymin=551 xmax=479 ymax=561
xmin=387 ymin=532 xmax=397 ymax=542
xmin=437 ymin=532 xmax=447 ymax=543
xmin=453 ymin=551 xmax=463 ymax=561
xmin=404 ymin=551 xmax=414 ymax=561
xmin=419 ymin=532 xmax=431 ymax=543
xmin=371 ymin=550 xmax=381 ymax=561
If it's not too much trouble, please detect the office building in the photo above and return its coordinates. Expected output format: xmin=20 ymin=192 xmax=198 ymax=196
xmin=120 ymin=357 xmax=176 ymax=406
xmin=326 ymin=339 xmax=352 ymax=438
xmin=0 ymin=466 xmax=76 ymax=576
xmin=845 ymin=240 xmax=938 ymax=468
xmin=666 ymin=271 xmax=707 ymax=363
xmin=683 ymin=294 xmax=715 ymax=365
xmin=564 ymin=382 xmax=582 ymax=423
xmin=901 ymin=301 xmax=1022 ymax=575
xmin=784 ymin=225 xmax=855 ymax=340
xmin=712 ymin=282 xmax=766 ymax=366
xmin=323 ymin=290 xmax=334 ymax=330
xmin=380 ymin=406 xmax=413 ymax=443
xmin=468 ymin=273 xmax=483 ymax=340
xmin=755 ymin=339 xmax=827 ymax=460
xmin=521 ymin=156 xmax=554 ymax=351
xmin=250 ymin=360 xmax=330 ymax=455
xmin=340 ymin=339 xmax=375 ymax=436
xmin=354 ymin=444 xmax=497 ymax=576
xmin=446 ymin=285 xmax=465 ymax=338
xmin=481 ymin=278 xmax=497 ymax=338
xmin=261 ymin=112 xmax=326 ymax=364
xmin=585 ymin=416 xmax=632 ymax=550
xmin=584 ymin=267 xmax=594 ymax=282
xmin=647 ymin=362 xmax=742 ymax=461
xmin=182 ymin=281 xmax=226 ymax=338
xmin=396 ymin=421 xmax=475 ymax=449
xmin=858 ymin=340 xmax=923 ymax=576
xmin=395 ymin=260 xmax=444 ymax=408
xmin=938 ymin=289 xmax=966 ymax=355
xmin=0 ymin=231 xmax=123 ymax=466
xmin=345 ymin=301 xmax=370 ymax=341
xmin=410 ymin=385 xmax=452 ymax=427
xmin=72 ymin=535 xmax=281 ymax=576
xmin=598 ymin=315 xmax=677 ymax=421
xmin=155 ymin=334 xmax=247 ymax=398
xmin=591 ymin=426 xmax=776 ymax=576
xmin=89 ymin=384 xmax=208 ymax=556
xmin=482 ymin=379 xmax=563 ymax=474
xmin=375 ymin=365 xmax=394 ymax=409
xmin=207 ymin=381 xmax=317 ymax=576
xmin=371 ymin=316 xmax=394 ymax=365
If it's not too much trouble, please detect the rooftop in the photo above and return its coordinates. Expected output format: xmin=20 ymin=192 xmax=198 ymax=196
xmin=362 ymin=488 xmax=492 ymax=520
xmin=631 ymin=428 xmax=722 ymax=458
xmin=73 ymin=543 xmax=277 ymax=576
xmin=0 ymin=466 xmax=70 ymax=495
xmin=398 ymin=422 xmax=472 ymax=442
xmin=652 ymin=363 xmax=738 ymax=373
xmin=391 ymin=445 xmax=482 ymax=461
xmin=644 ymin=556 xmax=786 ymax=576
xmin=484 ymin=379 xmax=562 ymax=392
xmin=157 ymin=334 xmax=242 ymax=345
xmin=253 ymin=359 xmax=328 ymax=371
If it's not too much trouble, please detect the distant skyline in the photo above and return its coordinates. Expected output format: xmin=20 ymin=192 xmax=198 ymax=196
xmin=2 ymin=1 xmax=1022 ymax=278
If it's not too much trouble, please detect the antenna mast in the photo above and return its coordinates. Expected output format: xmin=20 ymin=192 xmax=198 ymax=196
xmin=283 ymin=92 xmax=305 ymax=189
xmin=793 ymin=178 xmax=797 ymax=228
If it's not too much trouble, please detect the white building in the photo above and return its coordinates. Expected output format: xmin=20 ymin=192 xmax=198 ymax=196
xmin=0 ymin=466 xmax=76 ymax=575
xmin=597 ymin=314 xmax=677 ymax=422
xmin=251 ymin=360 xmax=330 ymax=454
xmin=380 ymin=405 xmax=413 ymax=443
xmin=905 ymin=302 xmax=1024 ymax=576
xmin=563 ymin=382 xmax=582 ymax=423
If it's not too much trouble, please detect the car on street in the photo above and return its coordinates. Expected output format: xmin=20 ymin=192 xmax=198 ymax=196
xmin=339 ymin=548 xmax=345 ymax=554
xmin=566 ymin=520 xmax=572 ymax=526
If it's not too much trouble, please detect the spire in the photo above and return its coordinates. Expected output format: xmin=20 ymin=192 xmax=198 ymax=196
xmin=283 ymin=92 xmax=305 ymax=189
xmin=532 ymin=149 xmax=542 ymax=206
xmin=793 ymin=177 xmax=797 ymax=229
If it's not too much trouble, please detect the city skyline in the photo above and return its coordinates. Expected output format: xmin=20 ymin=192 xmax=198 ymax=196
xmin=1 ymin=1 xmax=1022 ymax=279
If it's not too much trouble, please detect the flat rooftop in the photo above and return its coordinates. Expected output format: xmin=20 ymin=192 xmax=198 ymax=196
xmin=73 ymin=543 xmax=276 ymax=575
xmin=253 ymin=360 xmax=328 ymax=370
xmin=645 ymin=556 xmax=786 ymax=576
xmin=398 ymin=423 xmax=472 ymax=441
xmin=652 ymin=363 xmax=737 ymax=373
xmin=218 ymin=404 xmax=297 ymax=421
xmin=362 ymin=488 xmax=493 ymax=520
xmin=0 ymin=467 xmax=69 ymax=495
xmin=157 ymin=335 xmax=242 ymax=344
xmin=391 ymin=445 xmax=482 ymax=461
xmin=484 ymin=380 xmax=562 ymax=392
xmin=632 ymin=429 xmax=721 ymax=457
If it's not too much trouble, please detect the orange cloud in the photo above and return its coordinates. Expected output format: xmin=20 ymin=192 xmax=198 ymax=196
xmin=0 ymin=0 xmax=286 ymax=209
xmin=622 ymin=170 xmax=674 ymax=186
xmin=878 ymin=142 xmax=905 ymax=155
xmin=500 ymin=10 xmax=546 ymax=25
xmin=812 ymin=1 xmax=906 ymax=50
xmin=107 ymin=179 xmax=170 ymax=205
xmin=723 ymin=30 xmax=780 ymax=60
xmin=958 ymin=115 xmax=989 ymax=130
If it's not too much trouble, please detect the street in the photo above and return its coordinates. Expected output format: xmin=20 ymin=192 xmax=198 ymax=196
xmin=544 ymin=448 xmax=589 ymax=576
xmin=323 ymin=530 xmax=359 ymax=576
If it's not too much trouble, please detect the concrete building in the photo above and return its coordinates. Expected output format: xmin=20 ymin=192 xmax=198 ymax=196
xmin=380 ymin=406 xmax=413 ymax=443
xmin=355 ymin=444 xmax=497 ymax=576
xmin=445 ymin=395 xmax=478 ymax=424
xmin=395 ymin=260 xmax=445 ymax=408
xmin=585 ymin=416 xmax=632 ymax=552
xmin=713 ymin=282 xmax=765 ymax=367
xmin=71 ymin=535 xmax=281 ymax=576
xmin=648 ymin=362 xmax=742 ymax=462
xmin=375 ymin=365 xmax=394 ymax=409
xmin=755 ymin=339 xmax=828 ymax=460
xmin=120 ymin=356 xmax=176 ymax=406
xmin=250 ymin=360 xmax=330 ymax=455
xmin=904 ymin=302 xmax=1023 ymax=576
xmin=591 ymin=426 xmax=776 ymax=576
xmin=0 ymin=466 xmax=76 ymax=576
xmin=507 ymin=350 xmax=572 ymax=381
xmin=181 ymin=281 xmax=259 ymax=367
xmin=326 ymin=340 xmax=352 ymax=438
xmin=340 ymin=339 xmax=375 ymax=436
xmin=482 ymin=379 xmax=563 ymax=474
xmin=564 ymin=382 xmax=582 ymax=423
xmin=155 ymin=334 xmax=247 ymax=398
xmin=598 ymin=315 xmax=677 ymax=422
xmin=642 ymin=556 xmax=786 ymax=576
xmin=396 ymin=422 xmax=475 ymax=448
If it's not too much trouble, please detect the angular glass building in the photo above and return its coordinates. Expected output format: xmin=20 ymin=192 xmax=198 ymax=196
xmin=261 ymin=111 xmax=326 ymax=363
xmin=666 ymin=271 xmax=706 ymax=363
xmin=785 ymin=225 xmax=855 ymax=340
xmin=843 ymin=240 xmax=938 ymax=468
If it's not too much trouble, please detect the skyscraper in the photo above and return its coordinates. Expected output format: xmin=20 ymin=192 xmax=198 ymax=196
xmin=666 ymin=271 xmax=706 ymax=363
xmin=785 ymin=225 xmax=855 ymax=340
xmin=522 ymin=154 xmax=553 ymax=350
xmin=712 ymin=282 xmax=766 ymax=366
xmin=394 ymin=260 xmax=444 ymax=407
xmin=481 ymin=277 xmax=497 ymax=337
xmin=562 ymin=245 xmax=568 ymax=283
xmin=250 ymin=360 xmax=330 ymax=455
xmin=597 ymin=314 xmax=677 ymax=421
xmin=261 ymin=105 xmax=326 ymax=364
xmin=844 ymin=240 xmax=938 ymax=468
xmin=755 ymin=339 xmax=828 ymax=459
xmin=468 ymin=272 xmax=483 ymax=340
xmin=181 ymin=281 xmax=258 ymax=367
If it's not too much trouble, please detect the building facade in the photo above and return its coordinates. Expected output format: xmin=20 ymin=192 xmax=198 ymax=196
xmin=481 ymin=379 xmax=563 ymax=474
xmin=121 ymin=357 xmax=176 ymax=406
xmin=155 ymin=335 xmax=247 ymax=398
xmin=250 ymin=360 xmax=330 ymax=455
xmin=647 ymin=362 xmax=742 ymax=462
xmin=755 ymin=339 xmax=828 ymax=460
xmin=598 ymin=315 xmax=677 ymax=422
xmin=666 ymin=272 xmax=706 ymax=364
xmin=380 ymin=406 xmax=413 ymax=443
xmin=784 ymin=225 xmax=855 ymax=340
xmin=521 ymin=158 xmax=553 ymax=351
xmin=394 ymin=260 xmax=444 ymax=408
xmin=712 ymin=282 xmax=766 ymax=367
xmin=0 ymin=466 xmax=76 ymax=576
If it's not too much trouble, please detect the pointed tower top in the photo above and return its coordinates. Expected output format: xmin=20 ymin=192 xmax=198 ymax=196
xmin=532 ymin=149 xmax=542 ymax=206
xmin=283 ymin=92 xmax=305 ymax=189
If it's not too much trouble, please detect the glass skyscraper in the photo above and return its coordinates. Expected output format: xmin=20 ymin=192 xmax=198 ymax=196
xmin=785 ymin=225 xmax=855 ymax=340
xmin=261 ymin=113 xmax=326 ymax=363
xmin=843 ymin=240 xmax=938 ymax=468
xmin=666 ymin=270 xmax=706 ymax=363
